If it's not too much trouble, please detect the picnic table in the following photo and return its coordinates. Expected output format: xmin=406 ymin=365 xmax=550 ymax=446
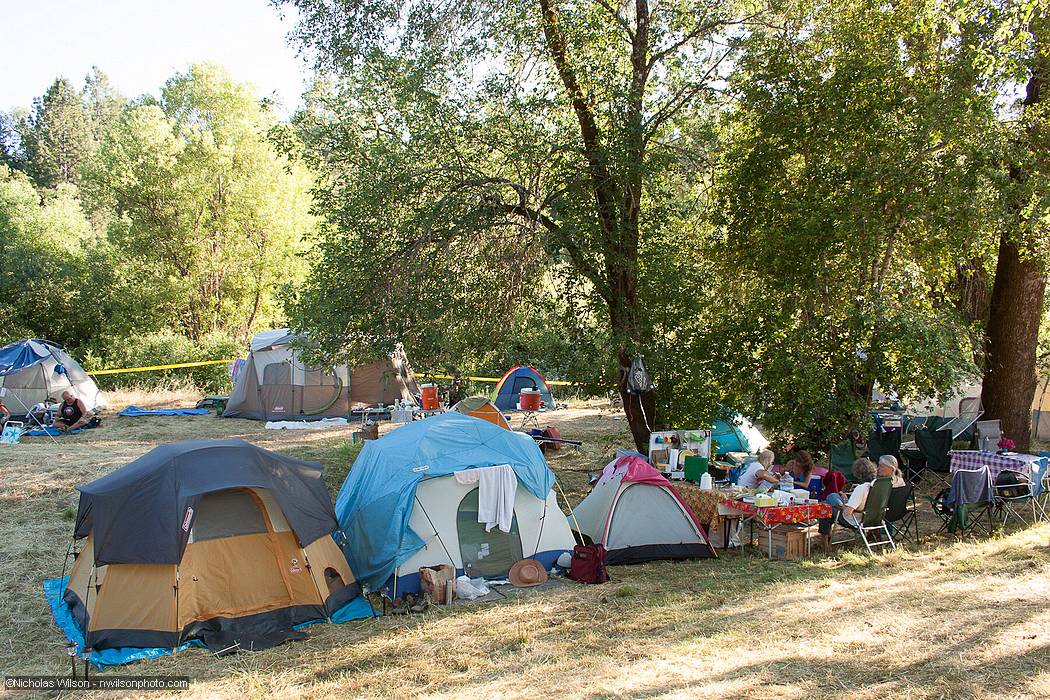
xmin=716 ymin=492 xmax=832 ymax=559
xmin=949 ymin=450 xmax=1046 ymax=481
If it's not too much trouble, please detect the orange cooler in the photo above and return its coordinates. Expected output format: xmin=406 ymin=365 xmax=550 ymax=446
xmin=421 ymin=384 xmax=440 ymax=410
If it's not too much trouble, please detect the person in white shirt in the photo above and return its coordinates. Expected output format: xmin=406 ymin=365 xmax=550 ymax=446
xmin=819 ymin=458 xmax=878 ymax=540
xmin=737 ymin=449 xmax=779 ymax=489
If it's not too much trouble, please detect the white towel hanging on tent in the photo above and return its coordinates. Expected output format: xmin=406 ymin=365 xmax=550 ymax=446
xmin=453 ymin=464 xmax=517 ymax=533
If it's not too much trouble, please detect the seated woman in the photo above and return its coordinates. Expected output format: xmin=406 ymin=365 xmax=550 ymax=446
xmin=818 ymin=457 xmax=878 ymax=541
xmin=878 ymin=455 xmax=906 ymax=487
xmin=789 ymin=450 xmax=817 ymax=491
xmin=737 ymin=449 xmax=779 ymax=489
xmin=53 ymin=390 xmax=92 ymax=432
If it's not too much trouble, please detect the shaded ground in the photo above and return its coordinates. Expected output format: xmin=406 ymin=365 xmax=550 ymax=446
xmin=2 ymin=393 xmax=1049 ymax=699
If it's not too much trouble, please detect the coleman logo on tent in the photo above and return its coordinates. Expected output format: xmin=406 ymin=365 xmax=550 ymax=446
xmin=273 ymin=404 xmax=285 ymax=412
xmin=412 ymin=465 xmax=430 ymax=472
xmin=289 ymin=557 xmax=302 ymax=574
xmin=182 ymin=507 xmax=194 ymax=532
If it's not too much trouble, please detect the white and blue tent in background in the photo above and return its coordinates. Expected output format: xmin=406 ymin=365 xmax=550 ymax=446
xmin=0 ymin=339 xmax=107 ymax=416
xmin=335 ymin=412 xmax=575 ymax=594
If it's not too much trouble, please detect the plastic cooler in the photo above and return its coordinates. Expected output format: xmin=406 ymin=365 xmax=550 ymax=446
xmin=520 ymin=388 xmax=541 ymax=411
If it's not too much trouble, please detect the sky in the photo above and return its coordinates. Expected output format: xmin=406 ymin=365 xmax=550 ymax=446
xmin=1 ymin=0 xmax=311 ymax=117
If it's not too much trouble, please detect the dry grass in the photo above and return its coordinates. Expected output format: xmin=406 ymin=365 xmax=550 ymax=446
xmin=2 ymin=397 xmax=1050 ymax=699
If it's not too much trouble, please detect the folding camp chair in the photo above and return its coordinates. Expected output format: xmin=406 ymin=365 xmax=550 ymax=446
xmin=912 ymin=423 xmax=954 ymax=487
xmin=830 ymin=442 xmax=858 ymax=483
xmin=885 ymin=484 xmax=920 ymax=546
xmin=1034 ymin=457 xmax=1050 ymax=521
xmin=993 ymin=468 xmax=1037 ymax=528
xmin=868 ymin=429 xmax=902 ymax=467
xmin=828 ymin=478 xmax=896 ymax=553
xmin=930 ymin=466 xmax=994 ymax=536
xmin=975 ymin=420 xmax=1002 ymax=452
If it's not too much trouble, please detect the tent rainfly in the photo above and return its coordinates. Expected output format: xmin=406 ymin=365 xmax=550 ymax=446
xmin=450 ymin=396 xmax=511 ymax=429
xmin=334 ymin=412 xmax=576 ymax=594
xmin=59 ymin=439 xmax=363 ymax=654
xmin=0 ymin=339 xmax=107 ymax=416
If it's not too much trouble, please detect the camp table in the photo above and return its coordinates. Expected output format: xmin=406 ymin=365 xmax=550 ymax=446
xmin=949 ymin=450 xmax=1046 ymax=482
xmin=717 ymin=494 xmax=832 ymax=559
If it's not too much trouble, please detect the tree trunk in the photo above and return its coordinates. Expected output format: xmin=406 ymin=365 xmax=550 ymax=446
xmin=981 ymin=16 xmax=1047 ymax=452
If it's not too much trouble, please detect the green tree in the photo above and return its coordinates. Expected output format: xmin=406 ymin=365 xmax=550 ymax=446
xmin=708 ymin=0 xmax=1002 ymax=446
xmin=86 ymin=63 xmax=315 ymax=343
xmin=280 ymin=0 xmax=744 ymax=449
xmin=981 ymin=2 xmax=1049 ymax=451
xmin=18 ymin=78 xmax=96 ymax=188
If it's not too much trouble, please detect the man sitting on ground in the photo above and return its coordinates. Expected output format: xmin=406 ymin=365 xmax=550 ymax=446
xmin=54 ymin=390 xmax=92 ymax=432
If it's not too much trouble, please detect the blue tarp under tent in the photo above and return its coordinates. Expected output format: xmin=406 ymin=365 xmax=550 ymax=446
xmin=334 ymin=412 xmax=567 ymax=592
xmin=117 ymin=406 xmax=211 ymax=417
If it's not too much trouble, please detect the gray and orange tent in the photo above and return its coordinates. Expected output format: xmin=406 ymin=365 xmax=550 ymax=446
xmin=450 ymin=396 xmax=511 ymax=429
xmin=57 ymin=440 xmax=365 ymax=656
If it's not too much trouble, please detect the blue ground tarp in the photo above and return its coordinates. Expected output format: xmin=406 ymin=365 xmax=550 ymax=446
xmin=44 ymin=577 xmax=377 ymax=669
xmin=117 ymin=406 xmax=211 ymax=417
xmin=335 ymin=412 xmax=556 ymax=591
xmin=25 ymin=427 xmax=84 ymax=437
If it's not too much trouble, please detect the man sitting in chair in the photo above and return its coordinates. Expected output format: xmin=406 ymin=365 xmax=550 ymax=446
xmin=818 ymin=458 xmax=879 ymax=548
xmin=54 ymin=390 xmax=91 ymax=432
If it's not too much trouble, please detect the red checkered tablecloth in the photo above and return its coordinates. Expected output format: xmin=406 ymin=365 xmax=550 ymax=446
xmin=949 ymin=450 xmax=1045 ymax=481
xmin=717 ymin=496 xmax=832 ymax=525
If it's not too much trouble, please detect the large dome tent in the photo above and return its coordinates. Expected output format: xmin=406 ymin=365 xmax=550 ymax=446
xmin=50 ymin=440 xmax=367 ymax=663
xmin=0 ymin=339 xmax=107 ymax=416
xmin=334 ymin=412 xmax=575 ymax=594
xmin=223 ymin=330 xmax=420 ymax=420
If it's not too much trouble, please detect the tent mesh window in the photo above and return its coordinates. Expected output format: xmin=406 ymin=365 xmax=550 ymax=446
xmin=191 ymin=490 xmax=269 ymax=542
xmin=456 ymin=488 xmax=523 ymax=578
xmin=304 ymin=369 xmax=338 ymax=386
xmin=511 ymin=377 xmax=538 ymax=396
xmin=263 ymin=363 xmax=291 ymax=385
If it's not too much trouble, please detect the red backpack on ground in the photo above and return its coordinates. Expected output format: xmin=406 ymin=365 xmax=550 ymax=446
xmin=569 ymin=543 xmax=609 ymax=584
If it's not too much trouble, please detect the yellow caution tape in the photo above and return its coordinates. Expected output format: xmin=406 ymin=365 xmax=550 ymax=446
xmin=88 ymin=361 xmax=580 ymax=386
xmin=88 ymin=359 xmax=234 ymax=376
xmin=426 ymin=374 xmax=577 ymax=386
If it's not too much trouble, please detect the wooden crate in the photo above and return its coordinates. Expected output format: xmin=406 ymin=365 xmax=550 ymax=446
xmin=767 ymin=524 xmax=820 ymax=560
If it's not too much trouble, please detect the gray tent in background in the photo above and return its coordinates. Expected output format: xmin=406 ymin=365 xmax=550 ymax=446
xmin=0 ymin=339 xmax=107 ymax=416
xmin=222 ymin=330 xmax=419 ymax=421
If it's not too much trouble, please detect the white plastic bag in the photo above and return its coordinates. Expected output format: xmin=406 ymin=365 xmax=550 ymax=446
xmin=455 ymin=575 xmax=491 ymax=600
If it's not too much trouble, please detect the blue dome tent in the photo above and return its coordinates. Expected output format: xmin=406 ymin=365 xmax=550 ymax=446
xmin=334 ymin=412 xmax=574 ymax=593
xmin=491 ymin=365 xmax=555 ymax=411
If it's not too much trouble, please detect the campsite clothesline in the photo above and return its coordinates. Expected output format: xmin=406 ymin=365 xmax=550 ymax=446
xmin=86 ymin=361 xmax=578 ymax=385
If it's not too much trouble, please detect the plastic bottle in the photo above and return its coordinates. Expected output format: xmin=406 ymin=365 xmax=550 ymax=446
xmin=699 ymin=472 xmax=713 ymax=490
xmin=779 ymin=472 xmax=794 ymax=492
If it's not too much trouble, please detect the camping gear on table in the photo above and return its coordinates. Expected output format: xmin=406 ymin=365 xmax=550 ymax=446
xmin=573 ymin=456 xmax=716 ymax=565
xmin=508 ymin=558 xmax=549 ymax=587
xmin=224 ymin=330 xmax=419 ymax=420
xmin=568 ymin=544 xmax=609 ymax=584
xmin=451 ymin=396 xmax=511 ymax=429
xmin=334 ymin=412 xmax=575 ymax=595
xmin=52 ymin=439 xmax=365 ymax=657
xmin=492 ymin=365 xmax=555 ymax=411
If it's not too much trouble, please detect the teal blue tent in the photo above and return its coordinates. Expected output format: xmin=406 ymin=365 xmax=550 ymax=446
xmin=711 ymin=413 xmax=768 ymax=455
